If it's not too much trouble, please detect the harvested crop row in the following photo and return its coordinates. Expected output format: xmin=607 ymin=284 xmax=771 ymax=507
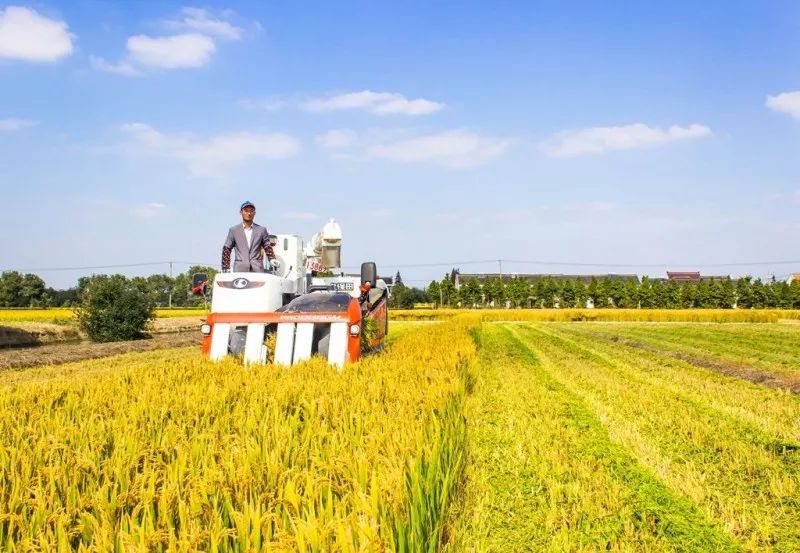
xmin=518 ymin=325 xmax=800 ymax=550
xmin=584 ymin=323 xmax=800 ymax=379
xmin=0 ymin=318 xmax=477 ymax=551
xmin=553 ymin=324 xmax=800 ymax=444
xmin=446 ymin=325 xmax=734 ymax=552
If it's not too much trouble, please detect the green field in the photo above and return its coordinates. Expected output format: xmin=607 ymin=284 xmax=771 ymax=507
xmin=449 ymin=322 xmax=800 ymax=551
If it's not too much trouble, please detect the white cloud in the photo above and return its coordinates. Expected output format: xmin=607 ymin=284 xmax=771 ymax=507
xmin=766 ymin=91 xmax=800 ymax=119
xmin=0 ymin=6 xmax=74 ymax=62
xmin=238 ymin=98 xmax=286 ymax=112
xmin=315 ymin=129 xmax=358 ymax=149
xmin=301 ymin=90 xmax=444 ymax=116
xmin=366 ymin=130 xmax=512 ymax=167
xmin=93 ymin=26 xmax=222 ymax=76
xmin=540 ymin=123 xmax=712 ymax=158
xmin=0 ymin=118 xmax=37 ymax=131
xmin=121 ymin=123 xmax=300 ymax=177
xmin=89 ymin=55 xmax=141 ymax=76
xmin=164 ymin=7 xmax=244 ymax=40
xmin=129 ymin=202 xmax=167 ymax=218
xmin=127 ymin=33 xmax=215 ymax=69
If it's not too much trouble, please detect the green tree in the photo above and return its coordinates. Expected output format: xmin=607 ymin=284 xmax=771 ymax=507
xmin=45 ymin=286 xmax=80 ymax=307
xmin=460 ymin=278 xmax=483 ymax=308
xmin=736 ymin=277 xmax=753 ymax=308
xmin=506 ymin=276 xmax=530 ymax=308
xmin=0 ymin=271 xmax=24 ymax=307
xmin=680 ymin=281 xmax=696 ymax=308
xmin=426 ymin=280 xmax=441 ymax=307
xmin=585 ymin=278 xmax=595 ymax=308
xmin=695 ymin=279 xmax=711 ymax=308
xmin=147 ymin=274 xmax=174 ymax=307
xmin=19 ymin=274 xmax=46 ymax=306
xmin=638 ymin=277 xmax=655 ymax=308
xmin=559 ymin=279 xmax=575 ymax=308
xmin=651 ymin=280 xmax=668 ymax=308
xmin=750 ymin=279 xmax=768 ymax=308
xmin=572 ymin=279 xmax=588 ymax=308
xmin=790 ymin=279 xmax=800 ymax=308
xmin=621 ymin=279 xmax=640 ymax=308
xmin=493 ymin=277 xmax=507 ymax=307
xmin=719 ymin=278 xmax=736 ymax=309
xmin=708 ymin=279 xmax=725 ymax=308
xmin=77 ymin=275 xmax=156 ymax=342
xmin=482 ymin=277 xmax=500 ymax=307
xmin=606 ymin=279 xmax=625 ymax=308
xmin=389 ymin=283 xmax=427 ymax=309
xmin=389 ymin=282 xmax=408 ymax=309
xmin=769 ymin=279 xmax=791 ymax=308
xmin=540 ymin=277 xmax=557 ymax=308
xmin=440 ymin=277 xmax=456 ymax=307
xmin=665 ymin=279 xmax=681 ymax=309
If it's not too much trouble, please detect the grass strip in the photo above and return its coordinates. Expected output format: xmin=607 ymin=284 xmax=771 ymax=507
xmin=555 ymin=324 xmax=800 ymax=442
xmin=447 ymin=324 xmax=735 ymax=552
xmin=594 ymin=324 xmax=800 ymax=379
xmin=519 ymin=325 xmax=800 ymax=551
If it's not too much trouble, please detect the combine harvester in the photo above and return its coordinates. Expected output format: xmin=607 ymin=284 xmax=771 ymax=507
xmin=193 ymin=219 xmax=388 ymax=368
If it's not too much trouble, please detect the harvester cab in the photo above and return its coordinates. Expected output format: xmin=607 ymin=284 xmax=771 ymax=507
xmin=196 ymin=219 xmax=388 ymax=368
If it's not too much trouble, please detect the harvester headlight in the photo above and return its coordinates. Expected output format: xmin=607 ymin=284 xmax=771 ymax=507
xmin=349 ymin=324 xmax=361 ymax=336
xmin=200 ymin=323 xmax=212 ymax=336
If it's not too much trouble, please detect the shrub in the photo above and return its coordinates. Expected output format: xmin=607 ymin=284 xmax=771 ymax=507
xmin=76 ymin=275 xmax=155 ymax=341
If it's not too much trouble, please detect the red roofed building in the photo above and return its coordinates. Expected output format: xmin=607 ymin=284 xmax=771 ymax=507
xmin=666 ymin=271 xmax=729 ymax=282
xmin=667 ymin=271 xmax=701 ymax=282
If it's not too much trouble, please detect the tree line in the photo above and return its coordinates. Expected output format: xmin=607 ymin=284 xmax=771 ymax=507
xmin=422 ymin=274 xmax=800 ymax=309
xmin=0 ymin=266 xmax=217 ymax=308
xmin=3 ymin=268 xmax=799 ymax=310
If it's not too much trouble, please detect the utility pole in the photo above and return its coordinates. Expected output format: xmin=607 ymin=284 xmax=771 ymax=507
xmin=168 ymin=261 xmax=173 ymax=308
xmin=498 ymin=259 xmax=503 ymax=278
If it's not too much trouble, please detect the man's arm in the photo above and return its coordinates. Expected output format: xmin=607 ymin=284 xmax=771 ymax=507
xmin=261 ymin=228 xmax=276 ymax=261
xmin=222 ymin=228 xmax=235 ymax=271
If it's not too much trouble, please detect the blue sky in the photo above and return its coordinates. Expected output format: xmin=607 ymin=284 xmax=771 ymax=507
xmin=1 ymin=1 xmax=800 ymax=289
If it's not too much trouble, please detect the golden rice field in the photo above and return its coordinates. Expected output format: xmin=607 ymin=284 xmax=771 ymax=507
xmin=2 ymin=314 xmax=800 ymax=551
xmin=4 ymin=307 xmax=800 ymax=325
xmin=0 ymin=309 xmax=206 ymax=325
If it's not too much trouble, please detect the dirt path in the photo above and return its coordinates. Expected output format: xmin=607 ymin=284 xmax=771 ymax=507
xmin=0 ymin=332 xmax=199 ymax=371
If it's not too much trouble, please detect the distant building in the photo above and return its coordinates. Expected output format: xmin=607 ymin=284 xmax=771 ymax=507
xmin=666 ymin=271 xmax=701 ymax=282
xmin=665 ymin=271 xmax=729 ymax=283
xmin=788 ymin=273 xmax=800 ymax=284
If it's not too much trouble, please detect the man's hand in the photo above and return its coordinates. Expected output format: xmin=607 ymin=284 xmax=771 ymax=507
xmin=269 ymin=259 xmax=281 ymax=271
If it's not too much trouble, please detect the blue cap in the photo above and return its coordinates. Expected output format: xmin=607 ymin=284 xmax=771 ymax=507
xmin=240 ymin=201 xmax=255 ymax=210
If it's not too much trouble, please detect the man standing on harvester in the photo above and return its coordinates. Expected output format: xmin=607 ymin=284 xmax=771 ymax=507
xmin=221 ymin=201 xmax=279 ymax=273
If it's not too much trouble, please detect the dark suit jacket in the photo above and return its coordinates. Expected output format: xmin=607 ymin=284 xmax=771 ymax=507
xmin=222 ymin=223 xmax=273 ymax=272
